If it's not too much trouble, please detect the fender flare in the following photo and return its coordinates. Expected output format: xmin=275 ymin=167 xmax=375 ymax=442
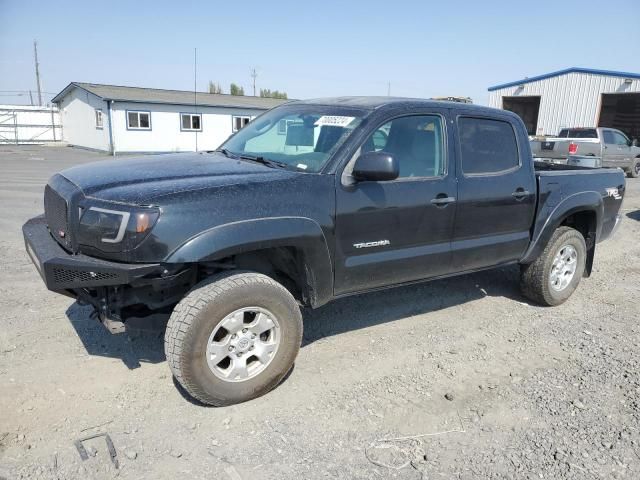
xmin=166 ymin=216 xmax=334 ymax=307
xmin=520 ymin=191 xmax=603 ymax=267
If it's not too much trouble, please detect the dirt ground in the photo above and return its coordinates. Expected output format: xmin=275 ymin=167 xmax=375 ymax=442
xmin=1 ymin=145 xmax=639 ymax=480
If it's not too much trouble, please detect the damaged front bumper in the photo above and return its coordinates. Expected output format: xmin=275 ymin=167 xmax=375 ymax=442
xmin=23 ymin=216 xmax=195 ymax=333
xmin=23 ymin=216 xmax=162 ymax=293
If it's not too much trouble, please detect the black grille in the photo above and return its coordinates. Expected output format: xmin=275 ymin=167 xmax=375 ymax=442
xmin=44 ymin=185 xmax=71 ymax=247
xmin=52 ymin=267 xmax=119 ymax=285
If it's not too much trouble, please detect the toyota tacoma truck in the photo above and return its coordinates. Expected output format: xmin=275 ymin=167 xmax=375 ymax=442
xmin=23 ymin=98 xmax=626 ymax=406
xmin=530 ymin=127 xmax=640 ymax=177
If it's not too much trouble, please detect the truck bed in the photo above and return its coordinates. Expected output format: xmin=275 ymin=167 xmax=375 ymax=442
xmin=531 ymin=164 xmax=625 ymax=251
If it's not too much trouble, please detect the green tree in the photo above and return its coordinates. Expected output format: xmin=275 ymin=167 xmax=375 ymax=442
xmin=208 ymin=81 xmax=222 ymax=94
xmin=230 ymin=83 xmax=245 ymax=96
xmin=260 ymin=88 xmax=288 ymax=99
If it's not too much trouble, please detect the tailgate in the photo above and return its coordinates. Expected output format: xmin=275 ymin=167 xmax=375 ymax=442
xmin=530 ymin=139 xmax=571 ymax=159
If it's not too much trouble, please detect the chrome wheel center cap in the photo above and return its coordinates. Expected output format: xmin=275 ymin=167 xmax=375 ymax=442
xmin=236 ymin=337 xmax=250 ymax=352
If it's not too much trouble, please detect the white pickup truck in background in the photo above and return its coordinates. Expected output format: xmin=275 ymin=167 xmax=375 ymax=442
xmin=530 ymin=127 xmax=640 ymax=178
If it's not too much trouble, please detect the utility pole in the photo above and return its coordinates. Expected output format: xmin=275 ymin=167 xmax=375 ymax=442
xmin=250 ymin=68 xmax=258 ymax=96
xmin=387 ymin=81 xmax=391 ymax=97
xmin=193 ymin=47 xmax=198 ymax=152
xmin=34 ymin=41 xmax=43 ymax=106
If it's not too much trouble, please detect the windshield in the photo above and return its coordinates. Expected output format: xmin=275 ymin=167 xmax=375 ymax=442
xmin=220 ymin=105 xmax=366 ymax=172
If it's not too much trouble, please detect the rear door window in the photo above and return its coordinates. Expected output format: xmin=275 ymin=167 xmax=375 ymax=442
xmin=458 ymin=117 xmax=519 ymax=175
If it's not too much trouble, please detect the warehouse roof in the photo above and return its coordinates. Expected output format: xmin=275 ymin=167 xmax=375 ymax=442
xmin=52 ymin=82 xmax=289 ymax=109
xmin=488 ymin=67 xmax=640 ymax=92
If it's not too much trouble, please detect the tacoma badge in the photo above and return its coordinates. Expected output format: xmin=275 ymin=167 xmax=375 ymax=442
xmin=353 ymin=240 xmax=390 ymax=249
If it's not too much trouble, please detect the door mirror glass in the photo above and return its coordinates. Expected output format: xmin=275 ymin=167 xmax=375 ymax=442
xmin=352 ymin=151 xmax=399 ymax=182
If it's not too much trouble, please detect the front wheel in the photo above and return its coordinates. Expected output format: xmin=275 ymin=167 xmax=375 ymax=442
xmin=520 ymin=226 xmax=586 ymax=306
xmin=628 ymin=159 xmax=640 ymax=178
xmin=165 ymin=271 xmax=303 ymax=406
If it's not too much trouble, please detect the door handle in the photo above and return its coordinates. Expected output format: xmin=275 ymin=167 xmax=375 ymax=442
xmin=430 ymin=195 xmax=456 ymax=206
xmin=512 ymin=189 xmax=531 ymax=200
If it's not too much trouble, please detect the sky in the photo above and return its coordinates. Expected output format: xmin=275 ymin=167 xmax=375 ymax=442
xmin=1 ymin=0 xmax=639 ymax=106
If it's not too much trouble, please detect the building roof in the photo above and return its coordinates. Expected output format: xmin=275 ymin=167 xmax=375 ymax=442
xmin=51 ymin=82 xmax=289 ymax=110
xmin=488 ymin=67 xmax=640 ymax=92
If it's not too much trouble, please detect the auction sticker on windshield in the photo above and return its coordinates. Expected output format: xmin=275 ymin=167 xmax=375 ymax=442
xmin=314 ymin=116 xmax=356 ymax=128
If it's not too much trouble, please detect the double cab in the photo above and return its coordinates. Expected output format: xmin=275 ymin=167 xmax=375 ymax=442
xmin=23 ymin=98 xmax=625 ymax=405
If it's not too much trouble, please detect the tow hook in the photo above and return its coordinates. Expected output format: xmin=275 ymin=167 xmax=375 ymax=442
xmin=90 ymin=308 xmax=126 ymax=334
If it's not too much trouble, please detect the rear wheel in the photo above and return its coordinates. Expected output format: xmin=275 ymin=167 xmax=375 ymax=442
xmin=628 ymin=159 xmax=640 ymax=178
xmin=165 ymin=271 xmax=303 ymax=406
xmin=520 ymin=227 xmax=586 ymax=306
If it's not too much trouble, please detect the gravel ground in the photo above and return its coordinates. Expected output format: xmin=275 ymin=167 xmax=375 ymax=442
xmin=0 ymin=145 xmax=639 ymax=480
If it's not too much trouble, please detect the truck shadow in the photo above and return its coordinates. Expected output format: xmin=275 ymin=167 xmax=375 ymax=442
xmin=302 ymin=264 xmax=526 ymax=346
xmin=626 ymin=210 xmax=640 ymax=221
xmin=65 ymin=264 xmax=529 ymax=369
xmin=66 ymin=303 xmax=166 ymax=369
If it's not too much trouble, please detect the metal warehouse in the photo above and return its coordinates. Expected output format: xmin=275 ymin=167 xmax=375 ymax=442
xmin=488 ymin=67 xmax=640 ymax=139
xmin=51 ymin=83 xmax=288 ymax=154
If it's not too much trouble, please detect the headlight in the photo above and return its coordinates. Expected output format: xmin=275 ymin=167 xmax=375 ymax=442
xmin=78 ymin=205 xmax=160 ymax=252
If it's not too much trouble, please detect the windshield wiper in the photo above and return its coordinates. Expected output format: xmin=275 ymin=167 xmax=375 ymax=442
xmin=237 ymin=154 xmax=289 ymax=170
xmin=215 ymin=148 xmax=239 ymax=159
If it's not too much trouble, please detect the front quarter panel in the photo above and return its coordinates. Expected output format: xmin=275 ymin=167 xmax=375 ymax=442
xmin=166 ymin=216 xmax=334 ymax=307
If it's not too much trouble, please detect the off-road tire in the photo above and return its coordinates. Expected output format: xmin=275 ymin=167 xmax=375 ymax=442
xmin=165 ymin=271 xmax=303 ymax=406
xmin=628 ymin=159 xmax=640 ymax=178
xmin=520 ymin=227 xmax=586 ymax=306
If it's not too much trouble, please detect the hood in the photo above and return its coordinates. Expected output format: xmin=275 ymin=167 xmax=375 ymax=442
xmin=59 ymin=152 xmax=296 ymax=204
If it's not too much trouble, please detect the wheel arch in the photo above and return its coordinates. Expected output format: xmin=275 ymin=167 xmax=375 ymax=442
xmin=521 ymin=191 xmax=603 ymax=276
xmin=166 ymin=217 xmax=334 ymax=307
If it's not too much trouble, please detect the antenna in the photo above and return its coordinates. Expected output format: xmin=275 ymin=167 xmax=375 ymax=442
xmin=387 ymin=81 xmax=391 ymax=97
xmin=194 ymin=47 xmax=198 ymax=152
xmin=34 ymin=41 xmax=43 ymax=106
xmin=250 ymin=68 xmax=258 ymax=96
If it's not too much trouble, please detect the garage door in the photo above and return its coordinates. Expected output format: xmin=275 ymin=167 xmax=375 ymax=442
xmin=599 ymin=93 xmax=640 ymax=141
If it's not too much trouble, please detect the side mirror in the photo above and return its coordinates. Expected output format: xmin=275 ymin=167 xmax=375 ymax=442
xmin=632 ymin=138 xmax=638 ymax=147
xmin=352 ymin=151 xmax=399 ymax=182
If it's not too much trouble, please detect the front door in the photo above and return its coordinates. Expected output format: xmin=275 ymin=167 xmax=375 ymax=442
xmin=451 ymin=114 xmax=536 ymax=272
xmin=602 ymin=129 xmax=628 ymax=167
xmin=611 ymin=130 xmax=633 ymax=168
xmin=334 ymin=112 xmax=456 ymax=295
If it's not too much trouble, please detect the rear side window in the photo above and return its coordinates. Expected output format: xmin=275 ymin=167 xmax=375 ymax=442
xmin=558 ymin=129 xmax=597 ymax=138
xmin=459 ymin=117 xmax=519 ymax=175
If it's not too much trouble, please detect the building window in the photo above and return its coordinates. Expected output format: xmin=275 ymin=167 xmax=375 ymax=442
xmin=127 ymin=111 xmax=151 ymax=130
xmin=95 ymin=109 xmax=103 ymax=129
xmin=180 ymin=113 xmax=202 ymax=131
xmin=232 ymin=116 xmax=251 ymax=133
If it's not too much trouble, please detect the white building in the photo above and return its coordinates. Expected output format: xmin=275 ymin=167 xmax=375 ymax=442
xmin=51 ymin=82 xmax=288 ymax=153
xmin=488 ymin=67 xmax=640 ymax=139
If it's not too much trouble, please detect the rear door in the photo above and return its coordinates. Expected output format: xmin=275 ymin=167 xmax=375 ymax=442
xmin=451 ymin=113 xmax=536 ymax=272
xmin=334 ymin=110 xmax=456 ymax=295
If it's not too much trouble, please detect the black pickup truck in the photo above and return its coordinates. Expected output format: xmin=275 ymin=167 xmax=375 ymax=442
xmin=23 ymin=98 xmax=625 ymax=406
